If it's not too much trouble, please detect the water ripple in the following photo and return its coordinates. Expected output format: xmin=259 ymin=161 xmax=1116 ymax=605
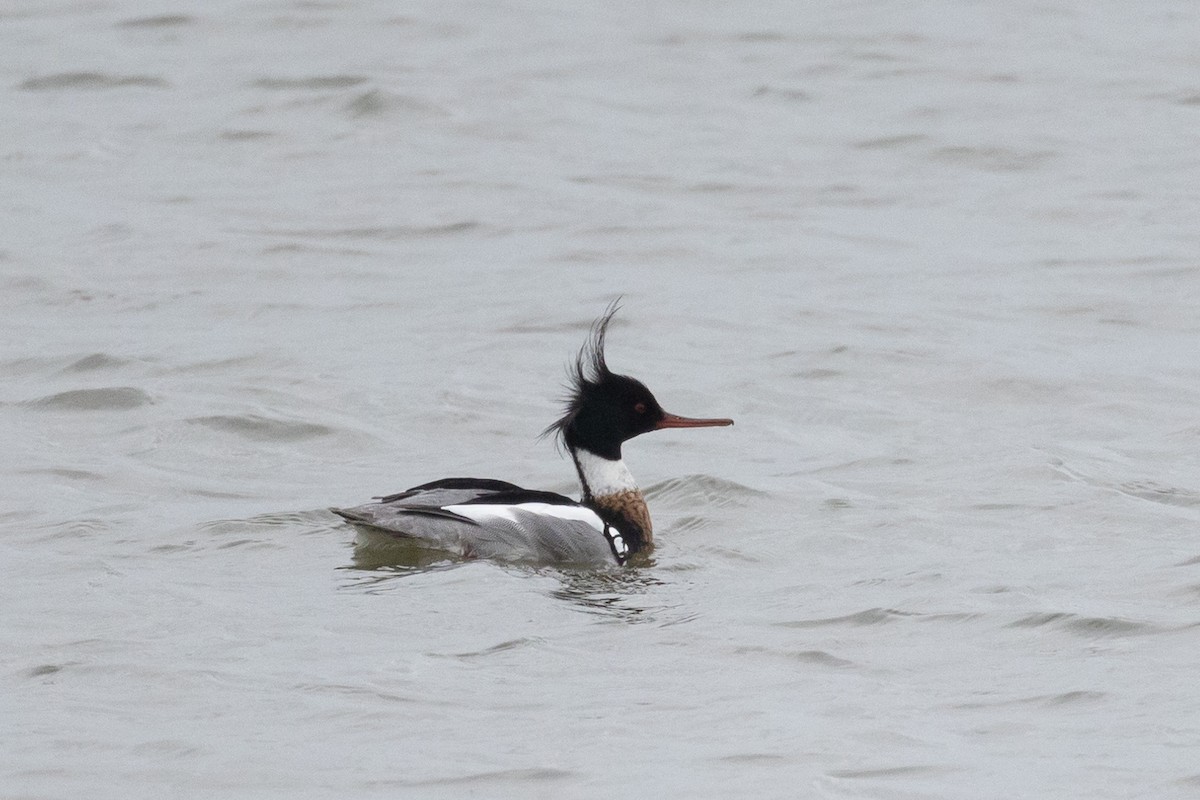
xmin=1117 ymin=480 xmax=1200 ymax=508
xmin=176 ymin=510 xmax=339 ymax=553
xmin=250 ymin=221 xmax=480 ymax=240
xmin=854 ymin=133 xmax=928 ymax=149
xmin=736 ymin=646 xmax=854 ymax=667
xmin=778 ymin=607 xmax=914 ymax=628
xmin=645 ymin=474 xmax=766 ymax=507
xmin=955 ymin=690 xmax=1107 ymax=709
xmin=187 ymin=414 xmax=333 ymax=441
xmin=344 ymin=89 xmax=449 ymax=119
xmin=930 ymin=144 xmax=1056 ymax=172
xmin=23 ymin=387 xmax=152 ymax=411
xmin=367 ymin=768 xmax=575 ymax=789
xmin=20 ymin=467 xmax=105 ymax=482
xmin=116 ymin=14 xmax=193 ymax=28
xmin=250 ymin=75 xmax=369 ymax=90
xmin=1006 ymin=612 xmax=1162 ymax=637
xmin=827 ymin=765 xmax=950 ymax=779
xmin=61 ymin=353 xmax=136 ymax=373
xmin=19 ymin=72 xmax=168 ymax=91
xmin=429 ymin=637 xmax=544 ymax=661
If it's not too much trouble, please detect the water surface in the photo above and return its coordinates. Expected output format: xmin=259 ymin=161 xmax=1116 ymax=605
xmin=3 ymin=1 xmax=1200 ymax=798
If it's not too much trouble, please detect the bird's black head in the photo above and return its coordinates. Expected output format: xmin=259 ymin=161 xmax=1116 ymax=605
xmin=543 ymin=302 xmax=733 ymax=460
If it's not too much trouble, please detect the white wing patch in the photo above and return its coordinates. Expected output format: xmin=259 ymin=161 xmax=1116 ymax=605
xmin=443 ymin=502 xmax=606 ymax=532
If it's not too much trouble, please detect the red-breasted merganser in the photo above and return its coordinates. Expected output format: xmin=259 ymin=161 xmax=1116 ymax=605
xmin=333 ymin=305 xmax=733 ymax=565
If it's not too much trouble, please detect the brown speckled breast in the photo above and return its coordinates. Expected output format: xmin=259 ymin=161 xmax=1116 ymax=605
xmin=592 ymin=489 xmax=653 ymax=545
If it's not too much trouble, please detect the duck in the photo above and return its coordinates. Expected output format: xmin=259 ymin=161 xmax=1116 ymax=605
xmin=333 ymin=305 xmax=733 ymax=565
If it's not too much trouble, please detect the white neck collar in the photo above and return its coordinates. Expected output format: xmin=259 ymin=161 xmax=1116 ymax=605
xmin=572 ymin=448 xmax=638 ymax=498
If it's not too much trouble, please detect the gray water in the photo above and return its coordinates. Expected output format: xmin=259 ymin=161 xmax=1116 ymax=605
xmin=4 ymin=1 xmax=1200 ymax=798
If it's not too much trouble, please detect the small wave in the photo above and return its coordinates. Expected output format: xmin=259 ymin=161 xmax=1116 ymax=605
xmin=1005 ymin=611 xmax=1075 ymax=628
xmin=827 ymin=765 xmax=948 ymax=779
xmin=955 ymin=690 xmax=1107 ymax=710
xmin=919 ymin=611 xmax=985 ymax=624
xmin=25 ymin=664 xmax=67 ymax=678
xmin=662 ymin=515 xmax=712 ymax=533
xmin=24 ymin=387 xmax=152 ymax=410
xmin=250 ymin=75 xmax=368 ymax=90
xmin=854 ymin=133 xmax=928 ymax=150
xmin=1063 ymin=616 xmax=1158 ymax=637
xmin=61 ymin=353 xmax=134 ymax=373
xmin=1006 ymin=611 xmax=1160 ymax=637
xmin=718 ymin=753 xmax=786 ymax=764
xmin=372 ymin=767 xmax=575 ymax=790
xmin=694 ymin=544 xmax=761 ymax=563
xmin=729 ymin=642 xmax=854 ymax=671
xmin=117 ymin=14 xmax=193 ymax=27
xmin=254 ymin=221 xmax=480 ymax=240
xmin=796 ymin=367 xmax=843 ymax=380
xmin=736 ymin=31 xmax=791 ymax=43
xmin=929 ymin=144 xmax=1056 ymax=173
xmin=430 ymin=637 xmax=544 ymax=661
xmin=156 ymin=354 xmax=269 ymax=374
xmin=171 ymin=510 xmax=338 ymax=554
xmin=19 ymin=72 xmax=168 ymax=91
xmin=185 ymin=487 xmax=257 ymax=500
xmin=292 ymin=682 xmax=415 ymax=705
xmin=20 ymin=467 xmax=105 ymax=482
xmin=30 ymin=518 xmax=110 ymax=540
xmin=1117 ymin=480 xmax=1200 ymax=508
xmin=1041 ymin=690 xmax=1107 ymax=706
xmin=778 ymin=607 xmax=913 ymax=628
xmin=219 ymin=129 xmax=276 ymax=141
xmin=199 ymin=510 xmax=337 ymax=535
xmin=215 ymin=538 xmax=278 ymax=551
xmin=751 ymin=85 xmax=810 ymax=102
xmin=344 ymin=89 xmax=449 ymax=119
xmin=187 ymin=414 xmax=333 ymax=441
xmin=790 ymin=649 xmax=854 ymax=667
xmin=645 ymin=474 xmax=766 ymax=507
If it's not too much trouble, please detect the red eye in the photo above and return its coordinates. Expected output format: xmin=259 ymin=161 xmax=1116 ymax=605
xmin=634 ymin=402 xmax=647 ymax=414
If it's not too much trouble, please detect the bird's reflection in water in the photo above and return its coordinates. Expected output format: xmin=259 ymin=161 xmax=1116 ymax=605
xmin=344 ymin=528 xmax=672 ymax=622
xmin=343 ymin=529 xmax=463 ymax=589
xmin=547 ymin=562 xmax=667 ymax=623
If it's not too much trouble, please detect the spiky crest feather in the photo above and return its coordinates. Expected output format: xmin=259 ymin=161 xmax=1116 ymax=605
xmin=541 ymin=299 xmax=621 ymax=448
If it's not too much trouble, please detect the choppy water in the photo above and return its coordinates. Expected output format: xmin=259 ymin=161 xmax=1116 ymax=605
xmin=4 ymin=1 xmax=1200 ymax=798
